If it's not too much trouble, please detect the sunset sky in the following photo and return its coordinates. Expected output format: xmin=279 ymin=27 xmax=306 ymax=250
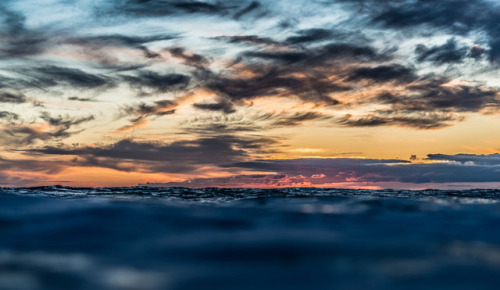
xmin=1 ymin=0 xmax=499 ymax=188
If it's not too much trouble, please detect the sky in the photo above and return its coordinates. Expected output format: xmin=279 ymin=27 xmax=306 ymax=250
xmin=0 ymin=0 xmax=499 ymax=189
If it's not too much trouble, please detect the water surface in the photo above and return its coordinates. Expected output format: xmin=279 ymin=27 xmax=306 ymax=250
xmin=1 ymin=187 xmax=500 ymax=290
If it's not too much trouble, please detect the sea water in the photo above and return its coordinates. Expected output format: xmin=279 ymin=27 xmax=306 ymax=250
xmin=1 ymin=186 xmax=500 ymax=290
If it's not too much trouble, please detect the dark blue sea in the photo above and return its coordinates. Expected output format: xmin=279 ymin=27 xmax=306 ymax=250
xmin=2 ymin=187 xmax=500 ymax=290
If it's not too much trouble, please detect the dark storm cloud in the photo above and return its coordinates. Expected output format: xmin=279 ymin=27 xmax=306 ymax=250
xmin=346 ymin=64 xmax=418 ymax=83
xmin=29 ymin=135 xmax=278 ymax=173
xmin=122 ymin=71 xmax=191 ymax=95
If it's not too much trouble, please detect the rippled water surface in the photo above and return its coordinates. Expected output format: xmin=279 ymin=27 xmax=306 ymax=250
xmin=2 ymin=186 xmax=500 ymax=290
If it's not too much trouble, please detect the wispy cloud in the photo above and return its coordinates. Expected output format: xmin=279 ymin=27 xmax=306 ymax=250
xmin=0 ymin=0 xmax=498 ymax=186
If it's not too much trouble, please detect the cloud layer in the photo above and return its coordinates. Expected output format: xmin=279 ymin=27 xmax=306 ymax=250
xmin=0 ymin=0 xmax=498 ymax=186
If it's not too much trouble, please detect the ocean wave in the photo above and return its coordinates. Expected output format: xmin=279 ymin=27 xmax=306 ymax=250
xmin=1 ymin=187 xmax=500 ymax=289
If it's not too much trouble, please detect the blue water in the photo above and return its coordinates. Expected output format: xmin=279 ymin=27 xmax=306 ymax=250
xmin=1 ymin=186 xmax=500 ymax=290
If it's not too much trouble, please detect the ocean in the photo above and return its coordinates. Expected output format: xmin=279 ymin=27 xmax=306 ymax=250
xmin=1 ymin=186 xmax=500 ymax=289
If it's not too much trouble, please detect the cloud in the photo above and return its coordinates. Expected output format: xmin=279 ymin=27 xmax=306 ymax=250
xmin=122 ymin=71 xmax=191 ymax=96
xmin=285 ymin=28 xmax=334 ymax=44
xmin=193 ymin=99 xmax=236 ymax=114
xmin=0 ymin=92 xmax=26 ymax=103
xmin=66 ymin=33 xmax=176 ymax=61
xmin=415 ymin=39 xmax=471 ymax=64
xmin=215 ymin=35 xmax=280 ymax=46
xmin=39 ymin=111 xmax=94 ymax=129
xmin=28 ymin=135 xmax=279 ymax=173
xmin=405 ymin=82 xmax=499 ymax=113
xmin=271 ymin=112 xmax=332 ymax=127
xmin=233 ymin=1 xmax=261 ymax=19
xmin=181 ymin=111 xmax=332 ymax=134
xmin=1 ymin=112 xmax=95 ymax=145
xmin=167 ymin=47 xmax=209 ymax=68
xmin=31 ymin=66 xmax=116 ymax=90
xmin=0 ymin=0 xmax=498 ymax=178
xmin=0 ymin=66 xmax=117 ymax=94
xmin=367 ymin=0 xmax=500 ymax=63
xmin=0 ymin=111 xmax=19 ymax=121
xmin=427 ymin=153 xmax=500 ymax=165
xmin=68 ymin=34 xmax=177 ymax=48
xmin=244 ymin=51 xmax=309 ymax=64
xmin=338 ymin=113 xmax=459 ymax=129
xmin=340 ymin=77 xmax=499 ymax=129
xmin=148 ymin=153 xmax=500 ymax=187
xmin=108 ymin=0 xmax=264 ymax=19
xmin=117 ymin=99 xmax=178 ymax=132
xmin=0 ymin=4 xmax=51 ymax=58
xmin=346 ymin=64 xmax=418 ymax=83
xmin=68 ymin=96 xmax=96 ymax=102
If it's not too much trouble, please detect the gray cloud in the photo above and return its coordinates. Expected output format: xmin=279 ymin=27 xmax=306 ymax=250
xmin=427 ymin=153 xmax=500 ymax=165
xmin=1 ymin=112 xmax=95 ymax=145
xmin=346 ymin=64 xmax=418 ymax=84
xmin=193 ymin=99 xmax=236 ymax=114
xmin=285 ymin=28 xmax=334 ymax=44
xmin=367 ymin=0 xmax=500 ymax=63
xmin=0 ymin=111 xmax=19 ymax=121
xmin=154 ymin=153 xmax=500 ymax=187
xmin=338 ymin=113 xmax=459 ymax=129
xmin=415 ymin=39 xmax=470 ymax=65
xmin=122 ymin=71 xmax=191 ymax=96
xmin=28 ymin=135 xmax=279 ymax=173
xmin=0 ymin=92 xmax=26 ymax=103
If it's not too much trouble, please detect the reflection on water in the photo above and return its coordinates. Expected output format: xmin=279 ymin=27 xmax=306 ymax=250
xmin=2 ymin=186 xmax=500 ymax=289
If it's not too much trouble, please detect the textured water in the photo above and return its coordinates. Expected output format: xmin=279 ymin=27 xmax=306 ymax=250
xmin=2 ymin=186 xmax=500 ymax=290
